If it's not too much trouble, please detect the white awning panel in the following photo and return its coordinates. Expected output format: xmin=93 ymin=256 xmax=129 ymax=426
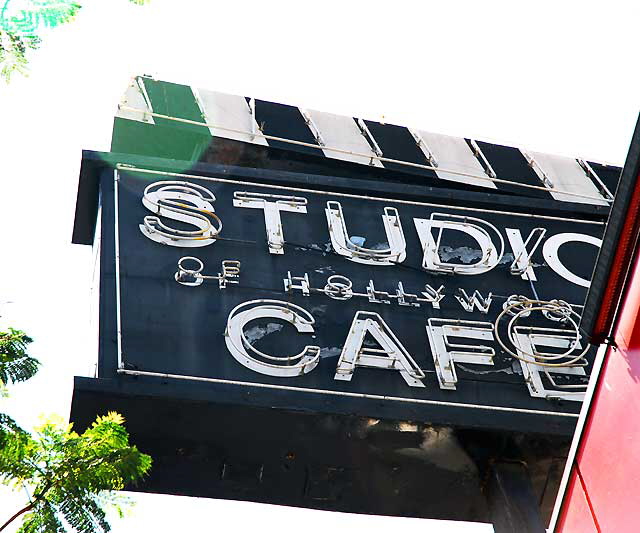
xmin=117 ymin=78 xmax=155 ymax=124
xmin=417 ymin=131 xmax=496 ymax=189
xmin=522 ymin=150 xmax=608 ymax=205
xmin=193 ymin=88 xmax=268 ymax=146
xmin=304 ymin=109 xmax=384 ymax=167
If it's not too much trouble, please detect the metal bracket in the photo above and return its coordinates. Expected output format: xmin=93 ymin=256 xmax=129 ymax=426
xmin=248 ymin=97 xmax=258 ymax=140
xmin=468 ymin=139 xmax=497 ymax=179
xmin=355 ymin=118 xmax=383 ymax=163
xmin=577 ymin=159 xmax=614 ymax=201
xmin=409 ymin=129 xmax=438 ymax=167
xmin=300 ymin=109 xmax=326 ymax=146
xmin=522 ymin=151 xmax=555 ymax=189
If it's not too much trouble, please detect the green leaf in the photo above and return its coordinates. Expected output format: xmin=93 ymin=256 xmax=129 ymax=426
xmin=0 ymin=413 xmax=37 ymax=484
xmin=2 ymin=409 xmax=151 ymax=532
xmin=1 ymin=1 xmax=82 ymax=35
xmin=18 ymin=502 xmax=65 ymax=533
xmin=0 ymin=328 xmax=39 ymax=384
xmin=0 ymin=30 xmax=40 ymax=83
xmin=1 ymin=0 xmax=150 ymax=83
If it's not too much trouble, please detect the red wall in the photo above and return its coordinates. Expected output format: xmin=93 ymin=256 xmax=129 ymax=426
xmin=557 ymin=253 xmax=640 ymax=531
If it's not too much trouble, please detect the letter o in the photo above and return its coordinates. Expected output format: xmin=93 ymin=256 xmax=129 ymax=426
xmin=543 ymin=233 xmax=602 ymax=288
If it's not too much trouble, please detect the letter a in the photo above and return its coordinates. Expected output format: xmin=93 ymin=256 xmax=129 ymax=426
xmin=334 ymin=311 xmax=425 ymax=387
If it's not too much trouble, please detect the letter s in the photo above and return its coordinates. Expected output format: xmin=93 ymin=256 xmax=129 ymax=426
xmin=139 ymin=180 xmax=222 ymax=247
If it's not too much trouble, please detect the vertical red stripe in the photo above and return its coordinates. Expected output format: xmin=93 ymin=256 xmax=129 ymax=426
xmin=592 ymin=170 xmax=640 ymax=342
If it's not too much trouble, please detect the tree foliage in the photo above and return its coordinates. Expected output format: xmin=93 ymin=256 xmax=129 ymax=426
xmin=0 ymin=413 xmax=152 ymax=533
xmin=0 ymin=0 xmax=149 ymax=82
xmin=0 ymin=328 xmax=39 ymax=386
xmin=0 ymin=329 xmax=152 ymax=533
xmin=2 ymin=0 xmax=82 ymax=34
xmin=0 ymin=30 xmax=40 ymax=81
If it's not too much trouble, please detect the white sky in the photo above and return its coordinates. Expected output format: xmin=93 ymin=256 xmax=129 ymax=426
xmin=1 ymin=0 xmax=639 ymax=531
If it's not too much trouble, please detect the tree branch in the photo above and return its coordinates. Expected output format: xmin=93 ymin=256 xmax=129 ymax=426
xmin=0 ymin=479 xmax=54 ymax=532
xmin=0 ymin=500 xmax=36 ymax=532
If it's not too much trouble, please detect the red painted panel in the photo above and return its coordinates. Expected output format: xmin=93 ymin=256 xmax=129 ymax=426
xmin=558 ymin=123 xmax=640 ymax=532
xmin=615 ymin=254 xmax=640 ymax=351
xmin=556 ymin=470 xmax=598 ymax=533
xmin=557 ymin=241 xmax=640 ymax=531
xmin=626 ymin=255 xmax=640 ymax=352
xmin=574 ymin=344 xmax=640 ymax=531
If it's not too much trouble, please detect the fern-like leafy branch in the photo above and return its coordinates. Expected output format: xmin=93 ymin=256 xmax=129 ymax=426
xmin=0 ymin=413 xmax=152 ymax=533
xmin=1 ymin=1 xmax=82 ymax=36
xmin=0 ymin=328 xmax=39 ymax=385
xmin=0 ymin=0 xmax=150 ymax=82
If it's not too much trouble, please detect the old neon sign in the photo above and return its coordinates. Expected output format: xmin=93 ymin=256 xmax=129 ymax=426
xmin=131 ymin=175 xmax=601 ymax=403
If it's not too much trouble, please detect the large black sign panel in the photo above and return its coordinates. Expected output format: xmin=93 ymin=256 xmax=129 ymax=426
xmin=106 ymin=166 xmax=604 ymax=433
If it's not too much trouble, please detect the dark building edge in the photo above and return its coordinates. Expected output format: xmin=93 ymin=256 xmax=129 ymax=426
xmin=581 ymin=113 xmax=640 ymax=342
